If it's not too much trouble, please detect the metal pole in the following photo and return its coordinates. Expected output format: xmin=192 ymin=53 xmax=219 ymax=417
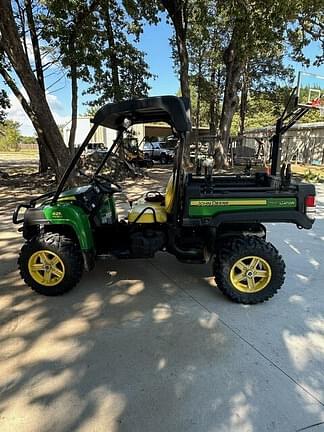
xmin=52 ymin=124 xmax=99 ymax=203
xmin=270 ymin=118 xmax=282 ymax=176
xmin=172 ymin=132 xmax=185 ymax=223
xmin=94 ymin=128 xmax=125 ymax=176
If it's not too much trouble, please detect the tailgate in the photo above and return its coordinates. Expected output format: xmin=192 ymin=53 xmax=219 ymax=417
xmin=183 ymin=181 xmax=316 ymax=229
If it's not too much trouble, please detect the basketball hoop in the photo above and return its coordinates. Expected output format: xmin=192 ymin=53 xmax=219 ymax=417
xmin=310 ymin=97 xmax=320 ymax=107
xmin=308 ymin=95 xmax=324 ymax=116
xmin=296 ymin=72 xmax=324 ymax=111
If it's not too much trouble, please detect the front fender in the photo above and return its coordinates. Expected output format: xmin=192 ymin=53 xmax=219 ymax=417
xmin=20 ymin=202 xmax=95 ymax=251
xmin=42 ymin=203 xmax=94 ymax=250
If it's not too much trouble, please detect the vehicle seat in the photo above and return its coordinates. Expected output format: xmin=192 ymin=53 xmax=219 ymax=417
xmin=165 ymin=174 xmax=175 ymax=213
xmin=128 ymin=198 xmax=167 ymax=223
xmin=128 ymin=174 xmax=175 ymax=223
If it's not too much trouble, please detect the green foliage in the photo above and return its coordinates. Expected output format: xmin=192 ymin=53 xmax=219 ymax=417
xmin=41 ymin=1 xmax=100 ymax=82
xmin=21 ymin=135 xmax=37 ymax=145
xmin=41 ymin=0 xmax=153 ymax=106
xmin=286 ymin=0 xmax=323 ymax=66
xmin=229 ymin=88 xmax=322 ymax=136
xmin=170 ymin=0 xmax=323 ymax=141
xmin=83 ymin=0 xmax=154 ymax=105
xmin=0 ymin=89 xmax=10 ymax=123
xmin=0 ymin=120 xmax=21 ymax=151
xmin=84 ymin=105 xmax=100 ymax=116
xmin=231 ymin=95 xmax=277 ymax=135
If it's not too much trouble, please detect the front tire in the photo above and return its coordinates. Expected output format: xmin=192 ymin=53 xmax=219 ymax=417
xmin=18 ymin=232 xmax=83 ymax=296
xmin=214 ymin=236 xmax=285 ymax=304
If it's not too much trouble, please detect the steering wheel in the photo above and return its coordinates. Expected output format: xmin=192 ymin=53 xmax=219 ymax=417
xmin=78 ymin=170 xmax=122 ymax=193
xmin=94 ymin=174 xmax=122 ymax=193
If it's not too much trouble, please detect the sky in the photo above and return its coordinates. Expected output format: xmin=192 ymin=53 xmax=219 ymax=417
xmin=4 ymin=18 xmax=324 ymax=136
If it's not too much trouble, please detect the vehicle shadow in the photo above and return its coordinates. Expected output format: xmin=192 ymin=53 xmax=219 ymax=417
xmin=1 ymin=251 xmax=324 ymax=431
xmin=1 ymin=181 xmax=323 ymax=432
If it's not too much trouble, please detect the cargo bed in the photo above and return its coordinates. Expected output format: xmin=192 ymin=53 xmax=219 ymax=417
xmin=182 ymin=173 xmax=316 ymax=229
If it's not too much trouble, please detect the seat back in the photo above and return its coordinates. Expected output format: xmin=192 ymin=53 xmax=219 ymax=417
xmin=165 ymin=174 xmax=176 ymax=213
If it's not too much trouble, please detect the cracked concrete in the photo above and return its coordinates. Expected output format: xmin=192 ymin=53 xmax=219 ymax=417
xmin=1 ymin=164 xmax=324 ymax=431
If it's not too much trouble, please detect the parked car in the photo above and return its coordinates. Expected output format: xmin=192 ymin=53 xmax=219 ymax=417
xmin=84 ymin=142 xmax=107 ymax=155
xmin=139 ymin=140 xmax=175 ymax=164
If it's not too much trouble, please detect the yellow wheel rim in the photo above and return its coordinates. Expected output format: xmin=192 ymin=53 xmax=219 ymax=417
xmin=28 ymin=250 xmax=65 ymax=287
xmin=230 ymin=255 xmax=272 ymax=293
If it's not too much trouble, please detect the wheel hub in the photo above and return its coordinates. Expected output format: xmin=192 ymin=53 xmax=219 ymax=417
xmin=229 ymin=255 xmax=272 ymax=293
xmin=28 ymin=250 xmax=65 ymax=287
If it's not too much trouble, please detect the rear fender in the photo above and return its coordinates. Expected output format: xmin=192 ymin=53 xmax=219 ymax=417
xmin=217 ymin=223 xmax=266 ymax=240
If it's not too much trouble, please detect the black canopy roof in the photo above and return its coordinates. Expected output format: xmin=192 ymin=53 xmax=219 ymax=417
xmin=91 ymin=95 xmax=191 ymax=132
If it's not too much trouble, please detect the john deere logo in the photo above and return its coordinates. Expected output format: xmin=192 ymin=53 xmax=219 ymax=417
xmin=268 ymin=198 xmax=296 ymax=207
xmin=191 ymin=199 xmax=267 ymax=207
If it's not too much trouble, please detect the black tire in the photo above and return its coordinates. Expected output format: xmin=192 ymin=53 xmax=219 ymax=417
xmin=146 ymin=160 xmax=153 ymax=168
xmin=18 ymin=232 xmax=83 ymax=296
xmin=214 ymin=236 xmax=285 ymax=304
xmin=160 ymin=153 xmax=167 ymax=164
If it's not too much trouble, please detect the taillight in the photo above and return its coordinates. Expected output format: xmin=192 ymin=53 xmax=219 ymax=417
xmin=305 ymin=195 xmax=316 ymax=218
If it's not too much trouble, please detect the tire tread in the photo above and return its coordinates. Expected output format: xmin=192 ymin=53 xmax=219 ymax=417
xmin=18 ymin=232 xmax=83 ymax=296
xmin=214 ymin=236 xmax=285 ymax=304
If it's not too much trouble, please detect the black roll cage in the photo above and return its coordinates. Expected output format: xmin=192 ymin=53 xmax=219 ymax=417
xmin=52 ymin=90 xmax=313 ymax=215
xmin=52 ymin=96 xmax=191 ymax=222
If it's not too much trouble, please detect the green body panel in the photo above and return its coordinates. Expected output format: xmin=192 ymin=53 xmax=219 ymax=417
xmin=189 ymin=197 xmax=297 ymax=217
xmin=109 ymin=196 xmax=117 ymax=221
xmin=43 ymin=203 xmax=94 ymax=250
xmin=95 ymin=196 xmax=117 ymax=224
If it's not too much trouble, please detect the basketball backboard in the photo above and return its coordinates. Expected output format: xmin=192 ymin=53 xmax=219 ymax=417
xmin=296 ymin=71 xmax=324 ymax=112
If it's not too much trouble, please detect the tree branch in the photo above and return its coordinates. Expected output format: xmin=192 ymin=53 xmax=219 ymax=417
xmin=0 ymin=64 xmax=34 ymax=119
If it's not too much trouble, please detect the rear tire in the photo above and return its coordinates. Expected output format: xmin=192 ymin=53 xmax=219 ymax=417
xmin=214 ymin=236 xmax=285 ymax=304
xmin=18 ymin=232 xmax=83 ymax=296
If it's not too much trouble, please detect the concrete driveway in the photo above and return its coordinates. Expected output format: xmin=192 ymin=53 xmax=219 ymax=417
xmin=0 ymin=185 xmax=323 ymax=432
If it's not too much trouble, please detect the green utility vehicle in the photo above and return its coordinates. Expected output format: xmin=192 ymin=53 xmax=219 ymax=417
xmin=13 ymin=75 xmax=320 ymax=303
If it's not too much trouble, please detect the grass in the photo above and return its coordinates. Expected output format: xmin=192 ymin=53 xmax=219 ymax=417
xmin=291 ymin=164 xmax=324 ymax=183
xmin=0 ymin=150 xmax=39 ymax=161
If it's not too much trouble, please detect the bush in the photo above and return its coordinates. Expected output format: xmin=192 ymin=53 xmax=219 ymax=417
xmin=0 ymin=120 xmax=21 ymax=151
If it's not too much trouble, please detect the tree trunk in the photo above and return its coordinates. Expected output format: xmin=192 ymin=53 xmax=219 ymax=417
xmin=104 ymin=4 xmax=122 ymax=102
xmin=175 ymin=25 xmax=191 ymax=166
xmin=209 ymin=67 xmax=216 ymax=135
xmin=24 ymin=0 xmax=50 ymax=173
xmin=239 ymin=64 xmax=249 ymax=137
xmin=68 ymin=48 xmax=78 ymax=153
xmin=25 ymin=0 xmax=45 ymax=91
xmin=209 ymin=67 xmax=222 ymax=136
xmin=0 ymin=64 xmax=55 ymax=169
xmin=65 ymin=1 xmax=102 ymax=155
xmin=38 ymin=137 xmax=49 ymax=173
xmin=219 ymin=35 xmax=244 ymax=159
xmin=195 ymin=63 xmax=202 ymax=159
xmin=161 ymin=0 xmax=191 ymax=166
xmin=175 ymin=28 xmax=190 ymax=101
xmin=103 ymin=3 xmax=124 ymax=159
xmin=0 ymin=0 xmax=70 ymax=179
